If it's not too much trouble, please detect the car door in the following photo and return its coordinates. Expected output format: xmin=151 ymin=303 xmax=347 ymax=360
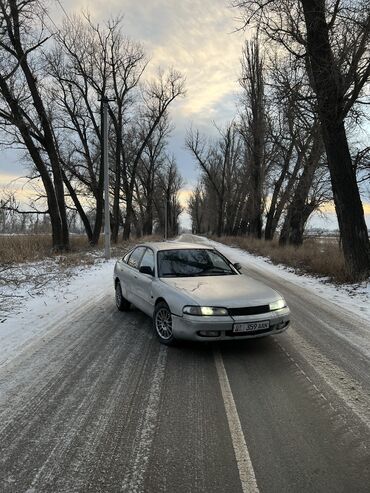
xmin=135 ymin=247 xmax=156 ymax=316
xmin=123 ymin=246 xmax=146 ymax=305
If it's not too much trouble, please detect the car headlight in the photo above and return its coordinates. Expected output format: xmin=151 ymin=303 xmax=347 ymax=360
xmin=183 ymin=306 xmax=229 ymax=316
xmin=269 ymin=299 xmax=286 ymax=311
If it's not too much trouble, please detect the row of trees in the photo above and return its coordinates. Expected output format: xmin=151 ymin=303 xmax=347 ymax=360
xmin=188 ymin=0 xmax=370 ymax=280
xmin=187 ymin=40 xmax=329 ymax=245
xmin=0 ymin=0 xmax=185 ymax=249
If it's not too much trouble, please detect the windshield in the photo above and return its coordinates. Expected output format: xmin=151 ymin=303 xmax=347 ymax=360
xmin=157 ymin=248 xmax=237 ymax=278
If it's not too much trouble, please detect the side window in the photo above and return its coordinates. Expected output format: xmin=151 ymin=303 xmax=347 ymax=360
xmin=127 ymin=247 xmax=146 ymax=269
xmin=140 ymin=248 xmax=155 ymax=273
xmin=123 ymin=249 xmax=133 ymax=263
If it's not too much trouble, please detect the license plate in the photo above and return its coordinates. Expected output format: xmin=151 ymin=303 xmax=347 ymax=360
xmin=233 ymin=320 xmax=270 ymax=333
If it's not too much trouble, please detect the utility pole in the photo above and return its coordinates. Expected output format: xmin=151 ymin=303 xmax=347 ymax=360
xmin=164 ymin=198 xmax=168 ymax=240
xmin=100 ymin=96 xmax=115 ymax=260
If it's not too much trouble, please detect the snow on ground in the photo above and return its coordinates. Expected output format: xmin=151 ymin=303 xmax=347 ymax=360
xmin=0 ymin=258 xmax=116 ymax=368
xmin=192 ymin=235 xmax=370 ymax=324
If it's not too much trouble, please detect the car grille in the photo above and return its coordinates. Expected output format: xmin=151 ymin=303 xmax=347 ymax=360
xmin=228 ymin=305 xmax=270 ymax=316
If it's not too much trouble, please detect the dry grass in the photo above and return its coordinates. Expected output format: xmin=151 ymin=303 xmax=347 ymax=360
xmin=212 ymin=235 xmax=349 ymax=283
xmin=0 ymin=233 xmax=163 ymax=266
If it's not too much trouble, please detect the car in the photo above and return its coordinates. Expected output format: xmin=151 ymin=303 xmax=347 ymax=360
xmin=113 ymin=242 xmax=290 ymax=345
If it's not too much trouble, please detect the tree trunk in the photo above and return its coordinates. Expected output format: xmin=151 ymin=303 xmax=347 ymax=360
xmin=111 ymin=149 xmax=121 ymax=243
xmin=301 ymin=0 xmax=370 ymax=280
xmin=8 ymin=0 xmax=69 ymax=250
xmin=265 ymin=142 xmax=295 ymax=240
xmin=279 ymin=133 xmax=323 ymax=246
xmin=0 ymin=72 xmax=67 ymax=250
xmin=41 ymin=173 xmax=65 ymax=250
xmin=62 ymin=171 xmax=93 ymax=243
xmin=90 ymin=105 xmax=106 ymax=246
xmin=143 ymin=199 xmax=153 ymax=236
xmin=122 ymin=196 xmax=133 ymax=241
xmin=325 ymin=125 xmax=370 ymax=276
xmin=289 ymin=203 xmax=317 ymax=245
xmin=215 ymin=194 xmax=224 ymax=237
xmin=111 ymin=113 xmax=122 ymax=243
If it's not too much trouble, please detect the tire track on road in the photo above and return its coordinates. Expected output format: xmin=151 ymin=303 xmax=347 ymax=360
xmin=0 ymin=302 xmax=159 ymax=491
xmin=121 ymin=345 xmax=168 ymax=493
xmin=279 ymin=328 xmax=370 ymax=431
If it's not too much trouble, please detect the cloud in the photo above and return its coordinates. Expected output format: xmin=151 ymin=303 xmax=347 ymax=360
xmin=0 ymin=174 xmax=41 ymax=203
xmin=178 ymin=188 xmax=193 ymax=209
xmin=61 ymin=0 xmax=245 ymax=123
xmin=320 ymin=201 xmax=370 ymax=216
xmin=45 ymin=1 xmax=247 ymax=190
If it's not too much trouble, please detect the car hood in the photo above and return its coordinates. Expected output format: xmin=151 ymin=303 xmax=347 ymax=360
xmin=161 ymin=274 xmax=281 ymax=308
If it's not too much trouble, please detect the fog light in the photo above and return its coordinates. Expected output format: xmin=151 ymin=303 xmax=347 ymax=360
xmin=276 ymin=322 xmax=287 ymax=330
xmin=198 ymin=330 xmax=220 ymax=337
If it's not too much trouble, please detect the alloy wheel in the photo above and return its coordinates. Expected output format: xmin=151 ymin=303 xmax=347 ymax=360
xmin=155 ymin=307 xmax=173 ymax=340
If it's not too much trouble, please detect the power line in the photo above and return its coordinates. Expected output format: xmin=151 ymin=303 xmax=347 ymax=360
xmin=35 ymin=0 xmax=60 ymax=37
xmin=55 ymin=0 xmax=74 ymax=27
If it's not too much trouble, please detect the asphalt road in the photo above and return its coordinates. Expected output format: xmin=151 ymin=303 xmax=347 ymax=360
xmin=1 ymin=237 xmax=370 ymax=492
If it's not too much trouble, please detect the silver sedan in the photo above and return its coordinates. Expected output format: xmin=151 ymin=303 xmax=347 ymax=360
xmin=113 ymin=242 xmax=290 ymax=345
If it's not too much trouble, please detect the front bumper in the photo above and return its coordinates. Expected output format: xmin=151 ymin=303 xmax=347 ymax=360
xmin=172 ymin=307 xmax=290 ymax=341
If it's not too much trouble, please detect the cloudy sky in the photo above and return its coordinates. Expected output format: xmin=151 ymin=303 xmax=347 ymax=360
xmin=0 ymin=0 xmax=245 ymax=216
xmin=0 ymin=0 xmax=369 ymax=229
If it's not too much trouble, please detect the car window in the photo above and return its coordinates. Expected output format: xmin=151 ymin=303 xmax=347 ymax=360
xmin=127 ymin=246 xmax=146 ymax=269
xmin=157 ymin=248 xmax=236 ymax=277
xmin=140 ymin=248 xmax=155 ymax=273
xmin=123 ymin=249 xmax=134 ymax=263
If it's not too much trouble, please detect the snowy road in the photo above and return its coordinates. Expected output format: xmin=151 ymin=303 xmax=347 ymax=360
xmin=1 ymin=236 xmax=370 ymax=492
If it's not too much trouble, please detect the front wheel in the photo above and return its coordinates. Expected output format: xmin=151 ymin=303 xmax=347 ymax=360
xmin=153 ymin=302 xmax=176 ymax=345
xmin=115 ymin=281 xmax=131 ymax=311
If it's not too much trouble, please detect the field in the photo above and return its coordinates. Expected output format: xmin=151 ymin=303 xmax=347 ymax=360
xmin=0 ymin=233 xmax=164 ymax=265
xmin=211 ymin=235 xmax=349 ymax=283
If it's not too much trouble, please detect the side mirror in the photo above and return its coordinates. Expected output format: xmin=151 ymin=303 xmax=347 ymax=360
xmin=233 ymin=262 xmax=242 ymax=272
xmin=139 ymin=265 xmax=154 ymax=276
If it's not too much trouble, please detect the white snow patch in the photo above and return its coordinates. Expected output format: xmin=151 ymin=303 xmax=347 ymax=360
xmin=0 ymin=259 xmax=116 ymax=367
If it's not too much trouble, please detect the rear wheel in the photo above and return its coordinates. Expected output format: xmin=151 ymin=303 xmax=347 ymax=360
xmin=153 ymin=301 xmax=176 ymax=345
xmin=115 ymin=281 xmax=130 ymax=311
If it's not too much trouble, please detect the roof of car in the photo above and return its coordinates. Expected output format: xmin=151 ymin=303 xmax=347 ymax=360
xmin=138 ymin=241 xmax=214 ymax=252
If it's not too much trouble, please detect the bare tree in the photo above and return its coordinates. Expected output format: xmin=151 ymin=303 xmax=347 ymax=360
xmin=279 ymin=125 xmax=325 ymax=245
xmin=233 ymin=0 xmax=370 ymax=279
xmin=186 ymin=124 xmax=241 ymax=236
xmin=106 ymin=20 xmax=147 ymax=242
xmin=0 ymin=0 xmax=69 ymax=250
xmin=266 ymin=54 xmax=328 ymax=244
xmin=121 ymin=69 xmax=185 ymax=240
xmin=48 ymin=14 xmax=133 ymax=245
xmin=239 ymin=38 xmax=266 ymax=238
xmin=188 ymin=184 xmax=206 ymax=234
xmin=135 ymin=116 xmax=172 ymax=235
xmin=154 ymin=157 xmax=184 ymax=237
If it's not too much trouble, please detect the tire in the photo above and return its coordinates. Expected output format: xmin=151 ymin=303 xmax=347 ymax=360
xmin=153 ymin=301 xmax=176 ymax=345
xmin=115 ymin=281 xmax=131 ymax=311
